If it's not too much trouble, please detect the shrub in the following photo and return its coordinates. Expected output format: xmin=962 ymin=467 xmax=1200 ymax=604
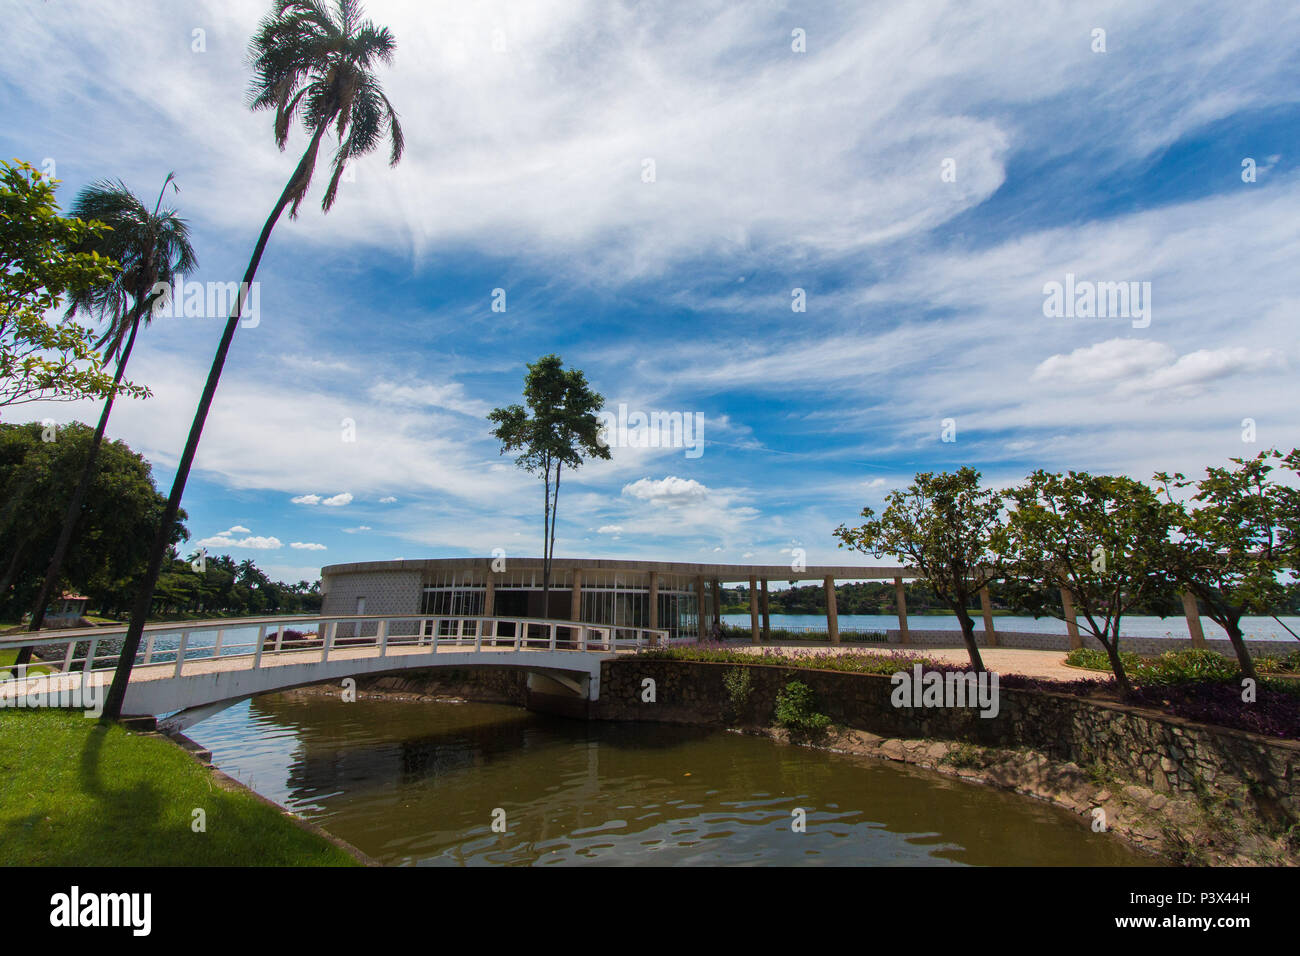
xmin=1133 ymin=649 xmax=1240 ymax=686
xmin=774 ymin=680 xmax=830 ymax=734
xmin=1065 ymin=647 xmax=1139 ymax=673
xmin=722 ymin=666 xmax=753 ymax=720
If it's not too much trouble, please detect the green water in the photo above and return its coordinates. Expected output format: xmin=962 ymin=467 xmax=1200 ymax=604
xmin=188 ymin=694 xmax=1152 ymax=866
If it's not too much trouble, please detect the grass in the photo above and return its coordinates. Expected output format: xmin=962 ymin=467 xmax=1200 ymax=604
xmin=0 ymin=710 xmax=359 ymax=866
xmin=0 ymin=648 xmax=51 ymax=674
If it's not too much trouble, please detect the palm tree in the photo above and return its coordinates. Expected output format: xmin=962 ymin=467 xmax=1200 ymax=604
xmin=102 ymin=0 xmax=405 ymax=720
xmin=20 ymin=175 xmax=195 ymax=643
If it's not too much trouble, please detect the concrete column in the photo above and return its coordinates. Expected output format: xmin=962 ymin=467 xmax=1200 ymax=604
xmin=570 ymin=568 xmax=582 ymax=621
xmin=1182 ymin=590 xmax=1207 ymax=649
xmin=979 ymin=586 xmax=997 ymax=647
xmin=894 ymin=576 xmax=909 ymax=645
xmin=484 ymin=576 xmax=495 ymax=617
xmin=824 ymin=575 xmax=840 ymax=644
xmin=749 ymin=576 xmax=761 ymax=644
xmin=648 ymin=572 xmax=659 ymax=630
xmin=695 ymin=575 xmax=707 ymax=639
xmin=1060 ymin=586 xmax=1083 ymax=649
xmin=712 ymin=578 xmax=723 ymax=633
xmin=760 ymin=579 xmax=770 ymax=641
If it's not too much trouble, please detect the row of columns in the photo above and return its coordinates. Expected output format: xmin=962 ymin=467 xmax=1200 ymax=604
xmin=486 ymin=569 xmax=1209 ymax=650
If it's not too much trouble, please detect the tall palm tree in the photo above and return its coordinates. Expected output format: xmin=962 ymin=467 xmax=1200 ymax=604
xmin=8 ymin=176 xmax=194 ymax=675
xmin=102 ymin=0 xmax=405 ymax=720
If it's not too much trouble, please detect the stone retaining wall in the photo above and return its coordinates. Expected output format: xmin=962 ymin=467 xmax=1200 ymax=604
xmin=593 ymin=658 xmax=1300 ymax=824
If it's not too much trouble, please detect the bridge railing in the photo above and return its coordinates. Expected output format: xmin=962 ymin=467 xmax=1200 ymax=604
xmin=0 ymin=614 xmax=671 ymax=685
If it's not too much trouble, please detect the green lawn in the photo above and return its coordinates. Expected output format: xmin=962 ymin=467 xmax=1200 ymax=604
xmin=0 ymin=710 xmax=359 ymax=866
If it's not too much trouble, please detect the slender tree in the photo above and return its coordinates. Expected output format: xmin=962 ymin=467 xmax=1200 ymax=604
xmin=489 ymin=355 xmax=610 ymax=613
xmin=1155 ymin=450 xmax=1298 ymax=681
xmin=997 ymin=471 xmax=1180 ymax=693
xmin=102 ymin=0 xmax=405 ymax=720
xmin=834 ymin=468 xmax=1005 ymax=671
xmin=22 ymin=174 xmax=195 ymax=643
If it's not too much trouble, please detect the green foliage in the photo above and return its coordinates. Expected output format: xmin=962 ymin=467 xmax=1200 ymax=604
xmin=998 ymin=471 xmax=1180 ymax=691
xmin=774 ymin=680 xmax=830 ymax=733
xmin=248 ymin=0 xmax=405 ymax=216
xmin=1066 ymin=647 xmax=1141 ymax=673
xmin=722 ymin=666 xmax=753 ymax=718
xmin=1135 ymin=649 xmax=1244 ymax=686
xmin=489 ymin=354 xmax=609 ymax=585
xmin=1155 ymin=451 xmax=1300 ymax=677
xmin=835 ymin=467 xmax=1003 ymax=669
xmin=0 ymin=421 xmax=184 ymax=618
xmin=0 ymin=160 xmax=145 ymax=411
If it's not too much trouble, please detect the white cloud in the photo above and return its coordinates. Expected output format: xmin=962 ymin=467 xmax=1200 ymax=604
xmin=290 ymin=542 xmax=327 ymax=551
xmin=596 ymin=524 xmax=623 ymax=534
xmin=622 ymin=476 xmax=710 ymax=504
xmin=225 ymin=525 xmax=252 ymax=534
xmin=321 ymin=492 xmax=354 ymax=507
xmin=196 ymin=534 xmax=283 ymax=551
xmin=291 ymin=494 xmax=322 ymax=506
xmin=378 ymin=496 xmax=398 ymax=504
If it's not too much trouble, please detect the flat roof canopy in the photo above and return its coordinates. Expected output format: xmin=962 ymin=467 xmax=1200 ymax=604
xmin=321 ymin=557 xmax=916 ymax=583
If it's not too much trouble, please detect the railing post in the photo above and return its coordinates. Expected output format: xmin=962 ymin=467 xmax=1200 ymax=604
xmin=475 ymin=622 xmax=483 ymax=652
xmin=84 ymin=638 xmax=99 ymax=679
xmin=322 ymin=621 xmax=336 ymax=662
xmin=62 ymin=641 xmax=76 ymax=673
xmin=580 ymin=626 xmax=588 ymax=652
xmin=253 ymin=625 xmax=267 ymax=670
xmin=549 ymin=623 xmax=557 ymax=651
xmin=144 ymin=632 xmax=156 ymax=665
xmin=174 ymin=631 xmax=190 ymax=678
xmin=378 ymin=619 xmax=389 ymax=657
xmin=275 ymin=624 xmax=285 ymax=651
xmin=514 ymin=622 xmax=522 ymax=651
xmin=214 ymin=629 xmax=224 ymax=657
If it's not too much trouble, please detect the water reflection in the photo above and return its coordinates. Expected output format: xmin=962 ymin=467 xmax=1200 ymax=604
xmin=189 ymin=694 xmax=1151 ymax=867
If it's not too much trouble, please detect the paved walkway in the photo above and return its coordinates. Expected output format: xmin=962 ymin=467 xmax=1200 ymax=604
xmin=732 ymin=642 xmax=1087 ymax=682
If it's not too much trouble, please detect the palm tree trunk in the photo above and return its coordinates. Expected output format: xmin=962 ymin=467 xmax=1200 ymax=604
xmin=101 ymin=127 xmax=327 ymax=721
xmin=26 ymin=311 xmax=143 ymax=635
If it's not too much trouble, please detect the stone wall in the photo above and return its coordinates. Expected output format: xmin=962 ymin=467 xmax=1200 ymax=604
xmin=889 ymin=628 xmax=1291 ymax=657
xmin=355 ymin=666 xmax=529 ymax=704
xmin=321 ymin=569 xmax=422 ymax=635
xmin=593 ymin=658 xmax=1300 ymax=824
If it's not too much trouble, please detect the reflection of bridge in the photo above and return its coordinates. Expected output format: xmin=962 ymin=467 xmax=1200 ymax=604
xmin=0 ymin=614 xmax=670 ymax=730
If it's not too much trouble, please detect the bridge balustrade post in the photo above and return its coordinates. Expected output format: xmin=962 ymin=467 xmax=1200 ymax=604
xmin=322 ymin=621 xmax=336 ymax=663
xmin=84 ymin=639 xmax=99 ymax=687
xmin=514 ymin=623 xmax=522 ymax=651
xmin=174 ymin=632 xmax=190 ymax=678
xmin=144 ymin=633 xmax=156 ymax=666
xmin=213 ymin=629 xmax=224 ymax=658
xmin=253 ymin=625 xmax=268 ymax=669
xmin=274 ymin=625 xmax=285 ymax=652
xmin=549 ymin=623 xmax=557 ymax=651
xmin=378 ymin=620 xmax=389 ymax=657
xmin=475 ymin=623 xmax=483 ymax=652
xmin=62 ymin=641 xmax=76 ymax=672
xmin=580 ymin=627 xmax=588 ymax=652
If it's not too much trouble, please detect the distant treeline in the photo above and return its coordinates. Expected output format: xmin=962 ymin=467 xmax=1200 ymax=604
xmin=720 ymin=580 xmax=1300 ymax=617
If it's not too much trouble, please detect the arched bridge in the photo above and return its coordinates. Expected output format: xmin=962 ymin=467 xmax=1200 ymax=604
xmin=0 ymin=614 xmax=673 ymax=730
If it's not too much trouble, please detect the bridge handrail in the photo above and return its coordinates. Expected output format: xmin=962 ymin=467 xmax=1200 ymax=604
xmin=0 ymin=613 xmax=673 ymax=685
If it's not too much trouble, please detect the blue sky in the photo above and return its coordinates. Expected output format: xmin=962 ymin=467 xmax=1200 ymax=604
xmin=3 ymin=0 xmax=1299 ymax=584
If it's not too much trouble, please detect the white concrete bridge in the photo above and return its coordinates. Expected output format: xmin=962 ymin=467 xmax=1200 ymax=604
xmin=0 ymin=614 xmax=672 ymax=729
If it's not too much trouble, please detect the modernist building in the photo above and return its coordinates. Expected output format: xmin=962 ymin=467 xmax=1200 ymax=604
xmin=320 ymin=557 xmax=912 ymax=642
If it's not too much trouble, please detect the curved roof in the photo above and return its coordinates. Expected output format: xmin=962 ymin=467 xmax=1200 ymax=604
xmin=321 ymin=556 xmax=914 ymax=582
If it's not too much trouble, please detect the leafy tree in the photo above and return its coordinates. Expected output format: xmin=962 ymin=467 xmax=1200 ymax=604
xmin=489 ymin=354 xmax=610 ymax=607
xmin=998 ymin=471 xmax=1180 ymax=693
xmin=1155 ymin=450 xmax=1299 ymax=680
xmin=25 ymin=174 xmax=196 ymax=634
xmin=834 ymin=467 xmax=1004 ymax=671
xmin=104 ymin=0 xmax=406 ymax=720
xmin=0 ymin=160 xmax=143 ymax=412
xmin=0 ymin=422 xmax=186 ymax=621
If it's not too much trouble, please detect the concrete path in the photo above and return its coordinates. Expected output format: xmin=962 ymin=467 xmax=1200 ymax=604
xmin=732 ymin=642 xmax=1088 ymax=682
